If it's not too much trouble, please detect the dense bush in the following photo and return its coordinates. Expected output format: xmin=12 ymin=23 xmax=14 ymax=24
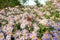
xmin=0 ymin=0 xmax=20 ymax=9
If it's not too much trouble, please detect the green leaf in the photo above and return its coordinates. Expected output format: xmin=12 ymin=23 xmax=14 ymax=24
xmin=48 ymin=27 xmax=54 ymax=32
xmin=44 ymin=14 xmax=50 ymax=19
xmin=14 ymin=23 xmax=22 ymax=30
xmin=23 ymin=0 xmax=26 ymax=4
xmin=12 ymin=29 xmax=16 ymax=34
xmin=32 ymin=19 xmax=36 ymax=24
xmin=0 ymin=23 xmax=2 ymax=27
xmin=25 ymin=25 xmax=29 ymax=30
xmin=0 ymin=0 xmax=20 ymax=9
xmin=30 ymin=27 xmax=34 ymax=32
xmin=38 ymin=24 xmax=47 ymax=38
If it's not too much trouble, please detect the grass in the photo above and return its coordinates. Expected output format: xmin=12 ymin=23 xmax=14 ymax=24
xmin=0 ymin=0 xmax=20 ymax=9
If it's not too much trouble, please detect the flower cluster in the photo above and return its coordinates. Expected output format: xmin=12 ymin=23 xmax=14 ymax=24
xmin=0 ymin=0 xmax=60 ymax=40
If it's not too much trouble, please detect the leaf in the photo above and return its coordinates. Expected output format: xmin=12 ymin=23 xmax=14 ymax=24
xmin=14 ymin=23 xmax=22 ymax=30
xmin=38 ymin=24 xmax=47 ymax=38
xmin=30 ymin=27 xmax=34 ymax=32
xmin=44 ymin=14 xmax=50 ymax=19
xmin=12 ymin=29 xmax=16 ymax=34
xmin=0 ymin=22 xmax=2 ymax=27
xmin=23 ymin=0 xmax=26 ymax=4
xmin=0 ymin=0 xmax=20 ymax=9
xmin=32 ymin=19 xmax=36 ymax=23
xmin=25 ymin=25 xmax=29 ymax=30
xmin=48 ymin=27 xmax=54 ymax=32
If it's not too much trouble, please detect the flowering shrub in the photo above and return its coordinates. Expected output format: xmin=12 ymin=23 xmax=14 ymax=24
xmin=18 ymin=0 xmax=49 ymax=6
xmin=0 ymin=0 xmax=60 ymax=40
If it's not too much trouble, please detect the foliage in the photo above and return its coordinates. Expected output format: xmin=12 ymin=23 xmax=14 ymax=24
xmin=0 ymin=0 xmax=20 ymax=9
xmin=38 ymin=24 xmax=54 ymax=38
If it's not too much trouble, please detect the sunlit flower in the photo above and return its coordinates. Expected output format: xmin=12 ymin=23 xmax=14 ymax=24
xmin=24 ymin=0 xmax=36 ymax=6
xmin=50 ymin=16 xmax=55 ymax=20
xmin=20 ymin=20 xmax=27 ymax=29
xmin=33 ymin=23 xmax=39 ymax=31
xmin=0 ymin=1 xmax=60 ymax=40
xmin=0 ymin=32 xmax=4 ymax=40
xmin=30 ymin=31 xmax=37 ymax=40
xmin=52 ymin=32 xmax=60 ymax=40
xmin=15 ymin=30 xmax=21 ymax=36
xmin=2 ymin=25 xmax=7 ymax=32
xmin=44 ymin=11 xmax=50 ymax=16
xmin=57 ymin=18 xmax=60 ymax=21
xmin=39 ymin=19 xmax=48 ymax=25
xmin=6 ymin=34 xmax=11 ymax=40
xmin=38 ymin=0 xmax=49 ymax=5
xmin=42 ymin=31 xmax=52 ymax=40
xmin=21 ymin=29 xmax=28 ymax=36
xmin=20 ymin=36 xmax=25 ymax=40
xmin=53 ymin=23 xmax=60 ymax=30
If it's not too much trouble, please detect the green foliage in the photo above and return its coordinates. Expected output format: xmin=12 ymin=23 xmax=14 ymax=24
xmin=25 ymin=25 xmax=34 ymax=32
xmin=18 ymin=0 xmax=27 ymax=6
xmin=35 ymin=0 xmax=43 ymax=7
xmin=30 ymin=26 xmax=34 ymax=32
xmin=25 ymin=25 xmax=29 ymax=30
xmin=32 ymin=19 xmax=36 ymax=24
xmin=38 ymin=24 xmax=46 ymax=38
xmin=14 ymin=23 xmax=22 ymax=30
xmin=3 ymin=20 xmax=8 ymax=24
xmin=38 ymin=24 xmax=54 ymax=38
xmin=22 ymin=0 xmax=26 ymax=4
xmin=0 ymin=23 xmax=2 ymax=27
xmin=46 ymin=1 xmax=52 ymax=6
xmin=55 ymin=12 xmax=60 ymax=18
xmin=12 ymin=29 xmax=16 ymax=34
xmin=47 ymin=27 xmax=54 ymax=32
xmin=44 ymin=14 xmax=50 ymax=19
xmin=0 ymin=0 xmax=20 ymax=9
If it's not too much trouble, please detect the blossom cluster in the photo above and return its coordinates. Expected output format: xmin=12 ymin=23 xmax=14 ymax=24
xmin=0 ymin=0 xmax=60 ymax=40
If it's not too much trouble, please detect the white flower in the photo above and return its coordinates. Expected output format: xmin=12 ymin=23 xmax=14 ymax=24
xmin=14 ymin=8 xmax=20 ymax=13
xmin=8 ymin=7 xmax=14 ymax=11
xmin=21 ymin=29 xmax=28 ymax=36
xmin=20 ymin=20 xmax=28 ymax=29
xmin=44 ymin=11 xmax=50 ymax=16
xmin=19 ymin=0 xmax=36 ymax=6
xmin=30 ymin=32 xmax=37 ymax=39
xmin=24 ymin=0 xmax=36 ymax=6
xmin=15 ymin=30 xmax=21 ymax=36
xmin=16 ymin=38 xmax=20 ymax=40
xmin=35 ymin=17 xmax=41 ymax=22
xmin=20 ymin=36 xmax=25 ymax=40
xmin=6 ymin=35 xmax=11 ymax=40
xmin=0 ymin=15 xmax=4 ymax=19
xmin=33 ymin=23 xmax=39 ymax=31
xmin=23 ymin=12 xmax=28 ymax=18
xmin=7 ymin=26 xmax=13 ymax=32
xmin=38 ymin=0 xmax=48 ymax=5
xmin=9 ymin=21 xmax=14 ymax=25
xmin=34 ymin=27 xmax=39 ymax=31
xmin=2 ymin=25 xmax=7 ymax=32
xmin=7 ymin=12 xmax=12 ymax=15
xmin=33 ymin=23 xmax=38 ymax=27
xmin=0 ymin=9 xmax=5 ymax=14
xmin=3 ymin=24 xmax=13 ymax=32
xmin=39 ymin=19 xmax=47 ymax=25
xmin=20 ymin=23 xmax=26 ymax=29
xmin=14 ymin=16 xmax=19 ymax=21
xmin=0 ymin=32 xmax=4 ymax=40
